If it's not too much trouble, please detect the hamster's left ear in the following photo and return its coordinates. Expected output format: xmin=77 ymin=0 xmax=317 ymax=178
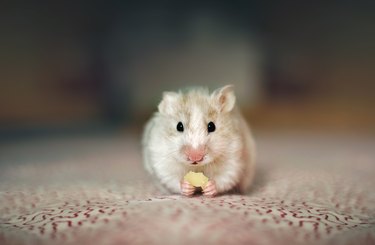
xmin=211 ymin=85 xmax=236 ymax=113
xmin=158 ymin=91 xmax=179 ymax=115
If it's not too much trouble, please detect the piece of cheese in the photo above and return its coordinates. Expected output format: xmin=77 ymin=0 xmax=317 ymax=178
xmin=184 ymin=171 xmax=209 ymax=188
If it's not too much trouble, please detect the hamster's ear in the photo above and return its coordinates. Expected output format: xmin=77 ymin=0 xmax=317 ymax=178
xmin=158 ymin=91 xmax=179 ymax=115
xmin=211 ymin=85 xmax=236 ymax=113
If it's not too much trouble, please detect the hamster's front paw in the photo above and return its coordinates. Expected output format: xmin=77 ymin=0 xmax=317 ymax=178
xmin=180 ymin=180 xmax=195 ymax=197
xmin=203 ymin=180 xmax=217 ymax=197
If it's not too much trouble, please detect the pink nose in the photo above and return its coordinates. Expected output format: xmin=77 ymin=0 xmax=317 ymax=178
xmin=185 ymin=146 xmax=206 ymax=163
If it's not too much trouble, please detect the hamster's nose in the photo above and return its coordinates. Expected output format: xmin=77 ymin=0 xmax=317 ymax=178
xmin=184 ymin=145 xmax=206 ymax=163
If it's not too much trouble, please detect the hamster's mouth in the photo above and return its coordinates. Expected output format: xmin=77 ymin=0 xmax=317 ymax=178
xmin=188 ymin=159 xmax=211 ymax=166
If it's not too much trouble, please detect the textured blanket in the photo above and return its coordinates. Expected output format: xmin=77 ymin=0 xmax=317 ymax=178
xmin=1 ymin=132 xmax=374 ymax=245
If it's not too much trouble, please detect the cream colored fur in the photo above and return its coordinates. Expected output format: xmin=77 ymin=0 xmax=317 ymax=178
xmin=142 ymin=85 xmax=256 ymax=194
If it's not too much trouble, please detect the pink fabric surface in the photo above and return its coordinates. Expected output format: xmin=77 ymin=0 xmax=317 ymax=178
xmin=1 ymin=132 xmax=374 ymax=245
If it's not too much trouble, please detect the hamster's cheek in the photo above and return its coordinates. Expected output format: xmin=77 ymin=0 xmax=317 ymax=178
xmin=208 ymin=133 xmax=225 ymax=149
xmin=202 ymin=152 xmax=214 ymax=164
xmin=207 ymin=144 xmax=227 ymax=162
xmin=176 ymin=149 xmax=188 ymax=162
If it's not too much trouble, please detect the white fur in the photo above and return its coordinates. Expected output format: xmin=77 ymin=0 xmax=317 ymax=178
xmin=142 ymin=85 xmax=256 ymax=194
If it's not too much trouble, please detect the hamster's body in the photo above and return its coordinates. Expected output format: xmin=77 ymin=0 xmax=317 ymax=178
xmin=142 ymin=85 xmax=255 ymax=196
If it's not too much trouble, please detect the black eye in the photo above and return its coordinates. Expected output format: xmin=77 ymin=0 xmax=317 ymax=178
xmin=207 ymin=121 xmax=216 ymax=133
xmin=176 ymin=122 xmax=184 ymax=132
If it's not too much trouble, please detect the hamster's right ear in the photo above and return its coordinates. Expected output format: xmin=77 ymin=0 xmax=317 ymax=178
xmin=211 ymin=85 xmax=236 ymax=113
xmin=158 ymin=91 xmax=179 ymax=115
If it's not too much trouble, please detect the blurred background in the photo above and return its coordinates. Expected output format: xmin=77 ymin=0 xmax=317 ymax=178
xmin=1 ymin=1 xmax=375 ymax=141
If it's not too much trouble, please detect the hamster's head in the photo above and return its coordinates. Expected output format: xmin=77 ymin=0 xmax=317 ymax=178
xmin=157 ymin=85 xmax=240 ymax=167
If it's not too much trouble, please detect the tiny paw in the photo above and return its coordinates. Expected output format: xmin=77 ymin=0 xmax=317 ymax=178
xmin=203 ymin=180 xmax=217 ymax=197
xmin=180 ymin=180 xmax=195 ymax=197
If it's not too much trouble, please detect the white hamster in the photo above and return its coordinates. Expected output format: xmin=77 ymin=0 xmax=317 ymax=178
xmin=142 ymin=85 xmax=256 ymax=197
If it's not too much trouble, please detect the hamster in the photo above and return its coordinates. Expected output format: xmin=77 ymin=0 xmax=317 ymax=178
xmin=142 ymin=85 xmax=256 ymax=197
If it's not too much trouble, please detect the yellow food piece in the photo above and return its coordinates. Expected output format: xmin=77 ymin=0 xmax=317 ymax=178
xmin=184 ymin=171 xmax=209 ymax=188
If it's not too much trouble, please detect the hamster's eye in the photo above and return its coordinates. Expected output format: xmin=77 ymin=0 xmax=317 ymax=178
xmin=176 ymin=122 xmax=184 ymax=132
xmin=207 ymin=121 xmax=216 ymax=133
